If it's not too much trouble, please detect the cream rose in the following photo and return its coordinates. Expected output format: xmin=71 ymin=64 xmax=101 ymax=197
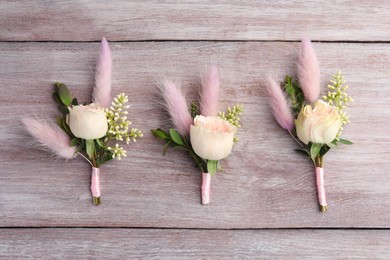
xmin=295 ymin=100 xmax=341 ymax=145
xmin=67 ymin=104 xmax=108 ymax=140
xmin=190 ymin=115 xmax=237 ymax=160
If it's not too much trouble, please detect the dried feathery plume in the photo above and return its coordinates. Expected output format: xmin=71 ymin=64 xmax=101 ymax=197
xmin=160 ymin=79 xmax=193 ymax=136
xmin=93 ymin=37 xmax=112 ymax=108
xmin=21 ymin=118 xmax=76 ymax=159
xmin=266 ymin=76 xmax=294 ymax=131
xmin=297 ymin=38 xmax=321 ymax=103
xmin=200 ymin=65 xmax=220 ymax=116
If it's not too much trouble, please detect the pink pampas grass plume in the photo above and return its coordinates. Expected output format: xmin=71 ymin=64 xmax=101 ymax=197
xmin=266 ymin=76 xmax=294 ymax=131
xmin=93 ymin=37 xmax=112 ymax=108
xmin=200 ymin=66 xmax=220 ymax=116
xmin=160 ymin=79 xmax=193 ymax=136
xmin=21 ymin=118 xmax=76 ymax=159
xmin=297 ymin=38 xmax=321 ymax=103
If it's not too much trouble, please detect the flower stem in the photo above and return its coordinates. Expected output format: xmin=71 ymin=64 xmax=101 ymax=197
xmin=315 ymin=155 xmax=323 ymax=167
xmin=315 ymin=158 xmax=327 ymax=212
xmin=77 ymin=152 xmax=93 ymax=166
xmin=319 ymin=205 xmax=328 ymax=212
xmin=289 ymin=131 xmax=304 ymax=147
xmin=93 ymin=196 xmax=101 ymax=205
xmin=91 ymin=167 xmax=101 ymax=206
xmin=201 ymin=172 xmax=211 ymax=205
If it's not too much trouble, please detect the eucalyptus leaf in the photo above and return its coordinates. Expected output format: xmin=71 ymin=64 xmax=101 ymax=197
xmin=55 ymin=82 xmax=73 ymax=106
xmin=338 ymin=138 xmax=353 ymax=145
xmin=169 ymin=128 xmax=184 ymax=145
xmin=310 ymin=143 xmax=322 ymax=161
xmin=85 ymin=139 xmax=95 ymax=159
xmin=207 ymin=160 xmax=218 ymax=175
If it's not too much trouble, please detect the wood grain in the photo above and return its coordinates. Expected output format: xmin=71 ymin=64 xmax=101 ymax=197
xmin=1 ymin=41 xmax=389 ymax=228
xmin=1 ymin=228 xmax=389 ymax=259
xmin=1 ymin=0 xmax=390 ymax=41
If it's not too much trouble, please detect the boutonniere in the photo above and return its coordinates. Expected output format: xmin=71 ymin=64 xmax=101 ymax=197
xmin=22 ymin=38 xmax=142 ymax=205
xmin=266 ymin=38 xmax=353 ymax=212
xmin=152 ymin=66 xmax=243 ymax=204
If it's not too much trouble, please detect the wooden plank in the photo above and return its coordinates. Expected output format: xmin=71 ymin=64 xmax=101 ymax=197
xmin=1 ymin=228 xmax=389 ymax=259
xmin=1 ymin=41 xmax=389 ymax=228
xmin=1 ymin=1 xmax=390 ymax=41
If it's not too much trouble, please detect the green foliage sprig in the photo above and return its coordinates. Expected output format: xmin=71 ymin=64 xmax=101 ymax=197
xmin=283 ymin=72 xmax=353 ymax=164
xmin=218 ymin=104 xmax=243 ymax=128
xmin=53 ymin=82 xmax=142 ymax=167
xmin=323 ymin=71 xmax=353 ymax=133
xmin=151 ymin=128 xmax=209 ymax=173
xmin=284 ymin=76 xmax=305 ymax=115
xmin=152 ymin=103 xmax=243 ymax=175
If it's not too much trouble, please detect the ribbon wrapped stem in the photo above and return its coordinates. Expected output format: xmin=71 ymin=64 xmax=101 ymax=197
xmin=201 ymin=172 xmax=211 ymax=205
xmin=316 ymin=167 xmax=327 ymax=212
xmin=91 ymin=167 xmax=101 ymax=205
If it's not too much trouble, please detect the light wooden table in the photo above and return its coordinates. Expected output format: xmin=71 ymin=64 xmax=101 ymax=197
xmin=1 ymin=1 xmax=390 ymax=259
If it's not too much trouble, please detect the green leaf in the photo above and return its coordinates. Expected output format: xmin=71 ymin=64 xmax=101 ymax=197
xmin=207 ymin=160 xmax=218 ymax=175
xmin=71 ymin=98 xmax=78 ymax=106
xmin=319 ymin=144 xmax=331 ymax=157
xmin=151 ymin=128 xmax=169 ymax=139
xmin=338 ymin=138 xmax=353 ymax=145
xmin=53 ymin=92 xmax=61 ymax=104
xmin=284 ymin=75 xmax=304 ymax=114
xmin=169 ymin=128 xmax=184 ymax=145
xmin=182 ymin=136 xmax=191 ymax=149
xmin=55 ymin=82 xmax=73 ymax=106
xmin=56 ymin=117 xmax=63 ymax=127
xmin=85 ymin=139 xmax=95 ymax=159
xmin=162 ymin=141 xmax=171 ymax=156
xmin=310 ymin=143 xmax=322 ymax=161
xmin=75 ymin=139 xmax=85 ymax=154
xmin=191 ymin=102 xmax=200 ymax=118
xmin=58 ymin=104 xmax=69 ymax=115
xmin=70 ymin=138 xmax=79 ymax=147
xmin=294 ymin=148 xmax=310 ymax=156
xmin=99 ymin=152 xmax=113 ymax=165
xmin=75 ymin=144 xmax=84 ymax=154
xmin=60 ymin=117 xmax=72 ymax=135
xmin=95 ymin=138 xmax=105 ymax=148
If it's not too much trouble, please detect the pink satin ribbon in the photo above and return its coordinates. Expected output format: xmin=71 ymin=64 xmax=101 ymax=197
xmin=316 ymin=167 xmax=326 ymax=207
xmin=201 ymin=172 xmax=211 ymax=205
xmin=91 ymin=167 xmax=101 ymax=197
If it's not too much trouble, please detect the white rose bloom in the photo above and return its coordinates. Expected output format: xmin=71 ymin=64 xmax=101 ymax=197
xmin=190 ymin=115 xmax=237 ymax=160
xmin=295 ymin=100 xmax=341 ymax=145
xmin=67 ymin=104 xmax=108 ymax=140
